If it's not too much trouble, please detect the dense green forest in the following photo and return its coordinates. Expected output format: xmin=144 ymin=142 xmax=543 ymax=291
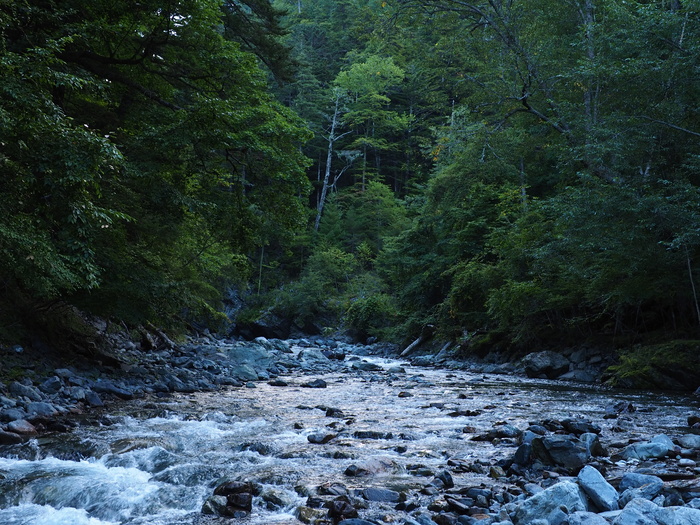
xmin=2 ymin=0 xmax=700 ymax=363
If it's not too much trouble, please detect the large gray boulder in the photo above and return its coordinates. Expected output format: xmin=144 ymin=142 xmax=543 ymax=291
xmin=514 ymin=480 xmax=588 ymax=525
xmin=521 ymin=351 xmax=571 ymax=379
xmin=578 ymin=465 xmax=619 ymax=511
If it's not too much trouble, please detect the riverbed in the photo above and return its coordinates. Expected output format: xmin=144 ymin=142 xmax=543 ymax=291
xmin=0 ymin=346 xmax=698 ymax=525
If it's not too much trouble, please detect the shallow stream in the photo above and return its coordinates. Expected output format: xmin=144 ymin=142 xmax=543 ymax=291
xmin=0 ymin=348 xmax=697 ymax=524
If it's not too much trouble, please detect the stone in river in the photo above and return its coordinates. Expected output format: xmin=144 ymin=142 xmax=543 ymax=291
xmin=362 ymin=487 xmax=401 ymax=502
xmin=308 ymin=432 xmax=336 ymax=444
xmin=301 ymin=379 xmax=327 ymax=388
xmin=326 ymin=497 xmax=358 ymax=521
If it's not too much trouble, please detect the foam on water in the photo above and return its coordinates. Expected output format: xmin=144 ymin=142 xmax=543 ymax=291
xmin=0 ymin=504 xmax=119 ymax=525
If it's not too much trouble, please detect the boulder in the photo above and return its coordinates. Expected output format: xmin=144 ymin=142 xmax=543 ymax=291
xmin=26 ymin=401 xmax=58 ymax=418
xmin=9 ymin=381 xmax=43 ymax=402
xmin=621 ymin=440 xmax=672 ymax=461
xmin=514 ymin=480 xmax=588 ymax=525
xmin=6 ymin=419 xmax=37 ymax=435
xmin=679 ymin=435 xmax=700 ymax=450
xmin=612 ymin=498 xmax=659 ymax=525
xmin=577 ymin=465 xmax=619 ymax=511
xmin=362 ymin=488 xmax=401 ymax=502
xmin=39 ymin=376 xmax=63 ymax=394
xmin=656 ymin=506 xmax=700 ymax=525
xmin=301 ymin=379 xmax=327 ymax=388
xmin=297 ymin=348 xmax=332 ymax=370
xmin=532 ymin=435 xmax=591 ymax=471
xmin=619 ymin=473 xmax=664 ymax=493
xmin=351 ymin=361 xmax=383 ymax=371
xmin=521 ymin=351 xmax=571 ymax=379
xmin=0 ymin=430 xmax=23 ymax=445
xmin=91 ymin=380 xmax=134 ymax=400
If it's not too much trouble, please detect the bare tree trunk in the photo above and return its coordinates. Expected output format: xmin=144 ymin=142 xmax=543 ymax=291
xmin=315 ymin=92 xmax=347 ymax=231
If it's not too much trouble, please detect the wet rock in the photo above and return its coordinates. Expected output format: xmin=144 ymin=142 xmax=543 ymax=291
xmin=514 ymin=480 xmax=588 ymax=525
xmin=521 ymin=351 xmax=571 ymax=379
xmin=318 ymin=482 xmax=349 ymax=496
xmin=269 ymin=379 xmax=288 ymax=386
xmin=398 ymin=391 xmax=414 ymax=398
xmin=296 ymin=505 xmax=330 ymax=524
xmin=562 ymin=419 xmax=601 ymax=436
xmin=362 ymin=487 xmax=401 ymax=502
xmin=351 ymin=361 xmax=383 ymax=371
xmin=322 ymin=349 xmax=346 ymax=361
xmin=326 ymin=407 xmax=345 ymax=418
xmin=353 ymin=431 xmax=393 ymax=440
xmin=302 ymin=379 xmax=328 ymax=388
xmin=337 ymin=520 xmax=377 ymax=525
xmin=308 ymin=432 xmax=336 ymax=444
xmin=212 ymin=480 xmax=255 ymax=516
xmin=326 ymin=497 xmax=358 ymax=521
xmin=202 ymin=495 xmax=233 ymax=516
xmin=577 ymin=465 xmax=619 ymax=511
xmin=261 ymin=487 xmax=296 ymax=509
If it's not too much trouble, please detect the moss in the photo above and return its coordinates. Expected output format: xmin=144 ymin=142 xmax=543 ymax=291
xmin=606 ymin=340 xmax=700 ymax=391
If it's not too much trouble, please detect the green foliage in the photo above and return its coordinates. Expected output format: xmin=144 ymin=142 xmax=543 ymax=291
xmin=0 ymin=0 xmax=310 ymax=338
xmin=606 ymin=341 xmax=700 ymax=390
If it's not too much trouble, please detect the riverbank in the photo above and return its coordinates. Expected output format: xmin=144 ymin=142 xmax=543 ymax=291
xmin=0 ymin=334 xmax=699 ymax=524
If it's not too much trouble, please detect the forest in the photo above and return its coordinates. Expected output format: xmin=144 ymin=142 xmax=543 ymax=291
xmin=1 ymin=0 xmax=700 ymax=370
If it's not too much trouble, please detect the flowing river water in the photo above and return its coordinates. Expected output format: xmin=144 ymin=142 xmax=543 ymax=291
xmin=0 ymin=346 xmax=698 ymax=525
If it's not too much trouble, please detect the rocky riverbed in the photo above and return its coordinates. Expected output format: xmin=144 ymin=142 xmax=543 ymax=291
xmin=0 ymin=336 xmax=699 ymax=525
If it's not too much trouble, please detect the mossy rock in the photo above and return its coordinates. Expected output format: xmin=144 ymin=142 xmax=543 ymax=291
xmin=606 ymin=340 xmax=700 ymax=391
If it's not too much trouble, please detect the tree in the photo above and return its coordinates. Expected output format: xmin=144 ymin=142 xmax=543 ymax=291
xmin=0 ymin=0 xmax=311 ymax=337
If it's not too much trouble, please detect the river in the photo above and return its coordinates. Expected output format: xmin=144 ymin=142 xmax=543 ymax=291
xmin=0 ymin=345 xmax=697 ymax=525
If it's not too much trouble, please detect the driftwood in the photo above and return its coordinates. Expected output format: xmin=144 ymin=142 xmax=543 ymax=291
xmin=400 ymin=324 xmax=435 ymax=357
